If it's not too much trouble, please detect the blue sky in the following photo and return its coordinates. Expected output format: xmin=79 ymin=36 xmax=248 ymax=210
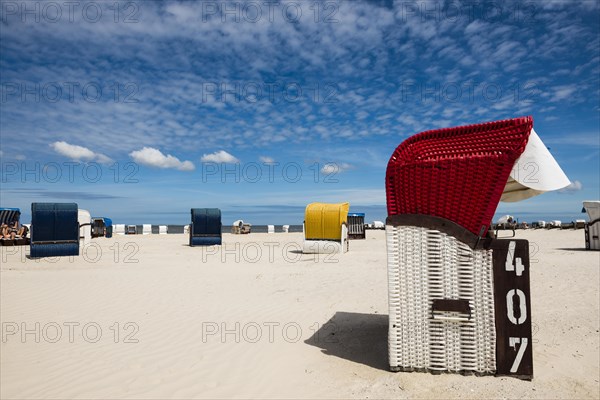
xmin=1 ymin=0 xmax=599 ymax=225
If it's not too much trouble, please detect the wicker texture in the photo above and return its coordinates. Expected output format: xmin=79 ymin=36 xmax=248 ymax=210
xmin=387 ymin=225 xmax=496 ymax=374
xmin=386 ymin=117 xmax=532 ymax=236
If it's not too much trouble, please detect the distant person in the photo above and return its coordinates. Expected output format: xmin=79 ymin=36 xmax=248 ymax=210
xmin=1 ymin=223 xmax=8 ymax=239
xmin=6 ymin=219 xmax=25 ymax=240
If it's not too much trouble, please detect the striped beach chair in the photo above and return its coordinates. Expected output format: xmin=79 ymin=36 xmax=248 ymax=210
xmin=385 ymin=116 xmax=569 ymax=379
xmin=347 ymin=213 xmax=366 ymax=239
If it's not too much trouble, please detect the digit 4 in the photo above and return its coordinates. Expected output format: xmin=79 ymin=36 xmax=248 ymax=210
xmin=505 ymin=241 xmax=524 ymax=276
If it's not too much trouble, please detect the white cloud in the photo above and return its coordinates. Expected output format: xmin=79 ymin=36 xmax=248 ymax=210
xmin=129 ymin=147 xmax=195 ymax=171
xmin=559 ymin=180 xmax=583 ymax=193
xmin=551 ymin=85 xmax=578 ymax=102
xmin=259 ymin=156 xmax=275 ymax=164
xmin=51 ymin=141 xmax=112 ymax=164
xmin=321 ymin=162 xmax=353 ymax=174
xmin=201 ymin=150 xmax=239 ymax=163
xmin=95 ymin=154 xmax=112 ymax=164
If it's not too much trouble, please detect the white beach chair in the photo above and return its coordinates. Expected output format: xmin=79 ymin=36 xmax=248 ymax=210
xmin=114 ymin=224 xmax=125 ymax=235
xmin=385 ymin=117 xmax=570 ymax=379
xmin=142 ymin=224 xmax=152 ymax=235
xmin=373 ymin=221 xmax=384 ymax=229
xmin=159 ymin=225 xmax=168 ymax=235
xmin=267 ymin=225 xmax=275 ymax=233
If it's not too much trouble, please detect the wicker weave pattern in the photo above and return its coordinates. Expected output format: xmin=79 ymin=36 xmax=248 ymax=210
xmin=386 ymin=117 xmax=532 ymax=236
xmin=387 ymin=225 xmax=496 ymax=373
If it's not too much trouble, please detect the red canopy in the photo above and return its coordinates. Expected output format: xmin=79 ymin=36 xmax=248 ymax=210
xmin=385 ymin=116 xmax=532 ymax=236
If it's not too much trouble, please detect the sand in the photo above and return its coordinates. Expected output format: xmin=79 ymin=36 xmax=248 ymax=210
xmin=1 ymin=229 xmax=598 ymax=399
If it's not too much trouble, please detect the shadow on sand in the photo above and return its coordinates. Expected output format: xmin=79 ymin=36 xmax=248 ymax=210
xmin=304 ymin=311 xmax=389 ymax=371
xmin=555 ymin=247 xmax=589 ymax=252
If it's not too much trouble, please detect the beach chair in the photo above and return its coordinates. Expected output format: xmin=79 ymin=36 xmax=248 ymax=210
xmin=231 ymin=220 xmax=251 ymax=234
xmin=302 ymin=202 xmax=349 ymax=254
xmin=241 ymin=223 xmax=251 ymax=234
xmin=0 ymin=208 xmax=30 ymax=246
xmin=385 ymin=116 xmax=569 ymax=379
xmin=582 ymin=201 xmax=600 ymax=250
xmin=104 ymin=218 xmax=113 ymax=238
xmin=347 ymin=213 xmax=366 ymax=239
xmin=268 ymin=225 xmax=275 ymax=233
xmin=373 ymin=221 xmax=384 ymax=229
xmin=142 ymin=224 xmax=152 ymax=235
xmin=114 ymin=224 xmax=125 ymax=235
xmin=159 ymin=225 xmax=168 ymax=235
xmin=30 ymin=203 xmax=80 ymax=258
xmin=283 ymin=225 xmax=290 ymax=233
xmin=548 ymin=220 xmax=562 ymax=229
xmin=91 ymin=218 xmax=106 ymax=238
xmin=190 ymin=208 xmax=222 ymax=246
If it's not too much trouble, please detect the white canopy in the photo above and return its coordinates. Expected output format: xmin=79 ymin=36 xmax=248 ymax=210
xmin=501 ymin=128 xmax=570 ymax=202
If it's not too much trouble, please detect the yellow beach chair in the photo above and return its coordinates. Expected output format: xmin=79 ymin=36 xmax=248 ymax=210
xmin=302 ymin=202 xmax=349 ymax=254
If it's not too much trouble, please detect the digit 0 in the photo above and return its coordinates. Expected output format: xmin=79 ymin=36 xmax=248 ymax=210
xmin=506 ymin=289 xmax=527 ymax=325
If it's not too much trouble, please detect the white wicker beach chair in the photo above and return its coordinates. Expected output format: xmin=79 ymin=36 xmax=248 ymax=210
xmin=583 ymin=201 xmax=600 ymax=250
xmin=385 ymin=117 xmax=570 ymax=380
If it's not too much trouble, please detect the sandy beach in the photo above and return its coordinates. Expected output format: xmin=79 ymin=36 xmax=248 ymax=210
xmin=1 ymin=229 xmax=598 ymax=399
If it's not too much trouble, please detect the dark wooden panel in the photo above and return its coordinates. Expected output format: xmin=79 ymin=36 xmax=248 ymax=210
xmin=491 ymin=239 xmax=534 ymax=380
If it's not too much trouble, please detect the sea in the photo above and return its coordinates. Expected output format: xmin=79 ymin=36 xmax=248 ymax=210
xmin=138 ymin=225 xmax=306 ymax=234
